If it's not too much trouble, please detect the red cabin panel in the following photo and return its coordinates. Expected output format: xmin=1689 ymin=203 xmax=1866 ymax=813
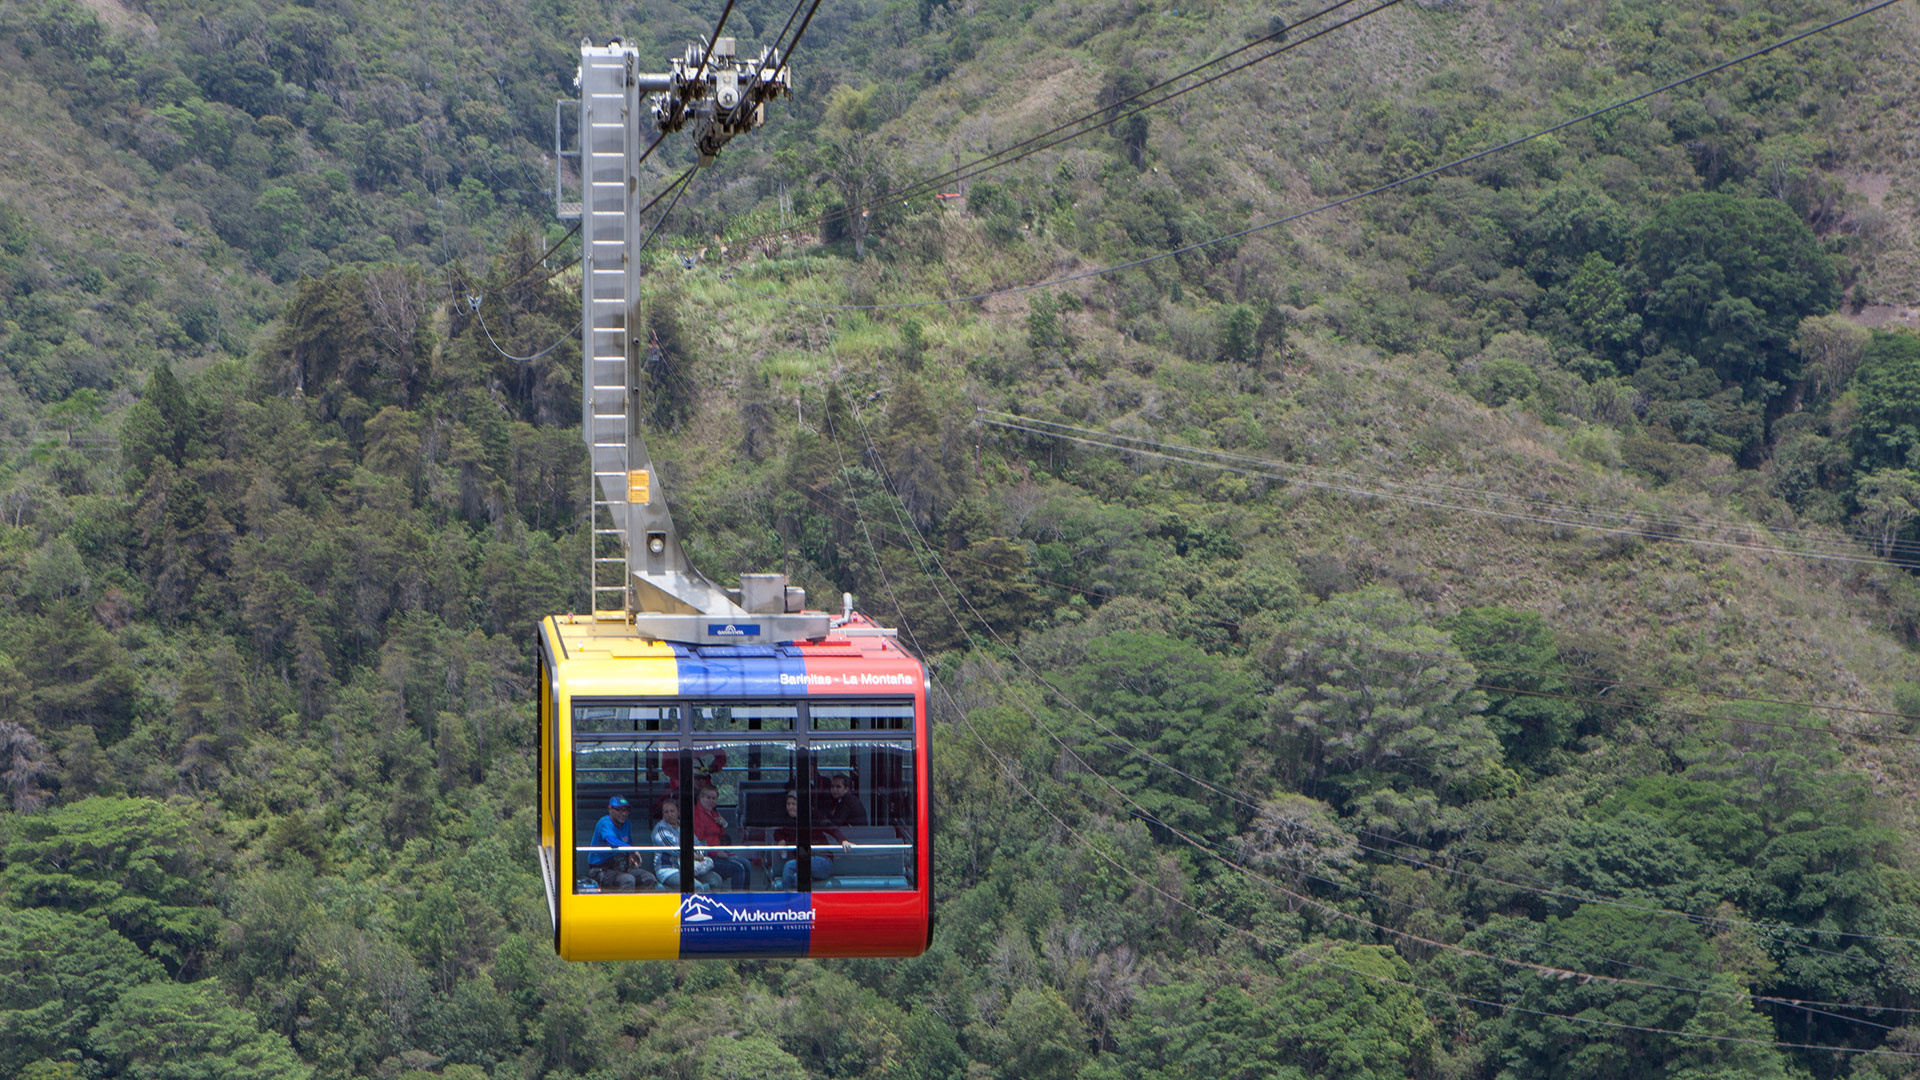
xmin=810 ymin=891 xmax=930 ymax=957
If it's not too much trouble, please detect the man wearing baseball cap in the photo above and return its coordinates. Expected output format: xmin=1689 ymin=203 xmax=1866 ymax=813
xmin=588 ymin=795 xmax=655 ymax=890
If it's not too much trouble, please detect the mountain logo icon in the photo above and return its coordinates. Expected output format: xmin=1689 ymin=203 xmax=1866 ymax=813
xmin=678 ymin=895 xmax=730 ymax=923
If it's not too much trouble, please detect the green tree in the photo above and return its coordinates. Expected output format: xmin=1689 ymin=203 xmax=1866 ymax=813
xmin=1597 ymin=775 xmax=1765 ymax=869
xmin=1552 ymin=252 xmax=1642 ymax=362
xmin=779 ymin=966 xmax=917 ymax=1078
xmin=45 ymin=387 xmax=104 ymax=443
xmin=88 ymin=980 xmax=310 ymax=1080
xmin=1269 ymin=587 xmax=1511 ymax=826
xmin=1099 ymin=67 xmax=1153 ymax=169
xmin=1670 ymin=719 xmax=1910 ymax=1028
xmin=0 ymin=909 xmax=162 ymax=1077
xmin=1 ymin=796 xmax=220 ymax=975
xmin=252 ymin=184 xmax=310 ymax=256
xmin=1521 ymin=184 xmax=1632 ymax=285
xmin=704 ymin=1035 xmax=810 ymax=1080
xmin=1238 ymin=792 xmax=1359 ymax=892
xmin=14 ymin=609 xmax=140 ymax=737
xmin=120 ymin=365 xmax=206 ymax=491
xmin=1028 ymin=293 xmax=1064 ymax=350
xmin=1256 ymin=300 xmax=1290 ymax=360
xmin=404 ymin=881 xmax=470 ymax=992
xmin=643 ymin=286 xmax=698 ymax=430
xmin=1095 ymin=976 xmax=1292 ymax=1080
xmin=1664 ymin=971 xmax=1796 ymax=1079
xmin=1275 ymin=943 xmax=1438 ymax=1080
xmin=1850 ymin=1027 xmax=1920 ymax=1080
xmin=1636 ymin=193 xmax=1836 ymax=394
xmin=898 ymin=318 xmax=927 ymax=370
xmin=1789 ymin=313 xmax=1869 ymax=403
xmin=1439 ymin=606 xmax=1583 ymax=770
xmin=1632 ymin=349 xmax=1766 ymax=459
xmin=1854 ymin=469 xmax=1920 ymax=559
xmin=984 ymin=986 xmax=1088 ymax=1080
xmin=818 ymin=130 xmax=892 ymax=258
xmin=1063 ymin=630 xmax=1263 ymax=835
xmin=1482 ymin=904 xmax=1713 ymax=1080
xmin=1533 ymin=812 xmax=1720 ymax=916
xmin=870 ymin=377 xmax=970 ymax=527
xmin=1853 ymin=331 xmax=1920 ymax=472
xmin=1220 ymin=304 xmax=1259 ymax=363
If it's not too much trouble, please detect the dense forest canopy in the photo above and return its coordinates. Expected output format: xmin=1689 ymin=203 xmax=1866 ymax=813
xmin=4 ymin=0 xmax=1920 ymax=1078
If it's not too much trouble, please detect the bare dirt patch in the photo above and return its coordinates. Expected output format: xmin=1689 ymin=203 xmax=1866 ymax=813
xmin=1847 ymin=171 xmax=1895 ymax=209
xmin=1844 ymin=304 xmax=1920 ymax=331
xmin=74 ymin=0 xmax=159 ymax=43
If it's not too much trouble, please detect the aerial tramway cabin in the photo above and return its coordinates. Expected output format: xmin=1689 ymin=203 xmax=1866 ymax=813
xmin=536 ymin=613 xmax=932 ymax=960
xmin=535 ymin=39 xmax=929 ymax=960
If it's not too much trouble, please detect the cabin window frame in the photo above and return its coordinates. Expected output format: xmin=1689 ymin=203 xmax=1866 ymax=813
xmin=568 ymin=697 xmax=917 ymax=894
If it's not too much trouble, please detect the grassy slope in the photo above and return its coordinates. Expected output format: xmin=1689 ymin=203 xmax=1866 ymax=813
xmin=2 ymin=0 xmax=1913 ymax=861
xmin=1836 ymin=0 xmax=1920 ymax=312
xmin=1 ymin=0 xmax=1918 ymax=1073
xmin=639 ymin=0 xmax=1920 ymax=834
xmin=0 ymin=30 xmax=279 ymax=433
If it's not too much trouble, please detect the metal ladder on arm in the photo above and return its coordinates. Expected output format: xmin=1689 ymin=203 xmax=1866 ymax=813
xmin=580 ymin=46 xmax=636 ymax=620
xmin=561 ymin=39 xmax=825 ymax=644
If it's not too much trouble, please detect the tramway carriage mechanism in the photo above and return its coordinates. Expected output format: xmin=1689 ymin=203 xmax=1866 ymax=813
xmin=539 ymin=37 xmax=929 ymax=961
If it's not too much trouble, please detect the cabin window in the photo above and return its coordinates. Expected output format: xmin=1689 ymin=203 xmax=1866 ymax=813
xmin=691 ymin=738 xmax=798 ymax=892
xmin=808 ymin=701 xmax=915 ymax=732
xmin=571 ymin=736 xmax=676 ymax=894
xmin=569 ymin=699 xmax=917 ymax=892
xmin=809 ymin=739 xmax=916 ymax=891
xmin=575 ymin=703 xmax=675 ymax=733
xmin=687 ymin=702 xmax=797 ymax=733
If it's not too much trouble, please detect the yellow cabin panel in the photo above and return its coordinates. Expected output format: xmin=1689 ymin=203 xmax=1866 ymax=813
xmin=560 ymin=893 xmax=683 ymax=961
xmin=545 ymin=616 xmax=684 ymax=959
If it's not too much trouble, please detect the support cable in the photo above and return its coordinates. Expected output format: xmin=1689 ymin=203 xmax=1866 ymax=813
xmin=783 ymin=491 xmax=1920 ymax=725
xmin=775 ymin=0 xmax=828 ymax=74
xmin=645 ymin=340 xmax=1920 ymax=996
xmin=947 ymin=667 xmax=1920 ymax=1058
xmin=702 ymin=330 xmax=1920 ymax=957
xmin=692 ymin=0 xmax=741 ymax=85
xmin=465 ymin=162 xmax=696 ymax=363
xmin=730 ymin=0 xmax=1391 ymax=247
xmin=981 ymin=410 xmax=1920 ymax=562
xmin=767 ymin=0 xmax=809 ymax=60
xmin=848 ymin=397 xmax=1920 ymax=965
xmin=750 ymin=481 xmax=1920 ymax=726
xmin=817 ymin=372 xmax=1920 ymax=1059
xmin=727 ymin=0 xmax=1904 ymax=310
xmin=979 ymin=414 xmax=1920 ymax=571
xmin=753 ymin=319 xmax=1920 ymax=965
xmin=471 ymin=307 xmax=580 ymax=364
xmin=835 ymin=382 xmax=1920 ymax=1038
xmin=637 ymin=167 xmax=701 ymax=262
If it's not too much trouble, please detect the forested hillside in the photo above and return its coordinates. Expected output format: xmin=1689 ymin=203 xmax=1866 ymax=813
xmin=5 ymin=0 xmax=1920 ymax=1077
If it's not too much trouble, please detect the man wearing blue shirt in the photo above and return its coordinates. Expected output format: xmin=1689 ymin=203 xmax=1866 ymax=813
xmin=588 ymin=796 xmax=655 ymax=890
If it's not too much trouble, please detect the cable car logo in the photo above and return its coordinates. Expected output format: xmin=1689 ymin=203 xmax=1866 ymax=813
xmin=676 ymin=895 xmax=816 ymax=925
xmin=709 ymin=623 xmax=760 ymax=637
xmin=679 ymin=895 xmax=722 ymax=923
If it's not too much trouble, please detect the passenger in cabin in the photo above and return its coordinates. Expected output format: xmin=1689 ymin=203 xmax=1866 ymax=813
xmin=818 ymin=773 xmax=869 ymax=828
xmin=651 ymin=797 xmax=719 ymax=890
xmin=775 ymin=789 xmax=852 ymax=890
xmin=588 ymin=796 xmax=654 ymax=891
xmin=693 ymin=784 xmax=752 ymax=890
